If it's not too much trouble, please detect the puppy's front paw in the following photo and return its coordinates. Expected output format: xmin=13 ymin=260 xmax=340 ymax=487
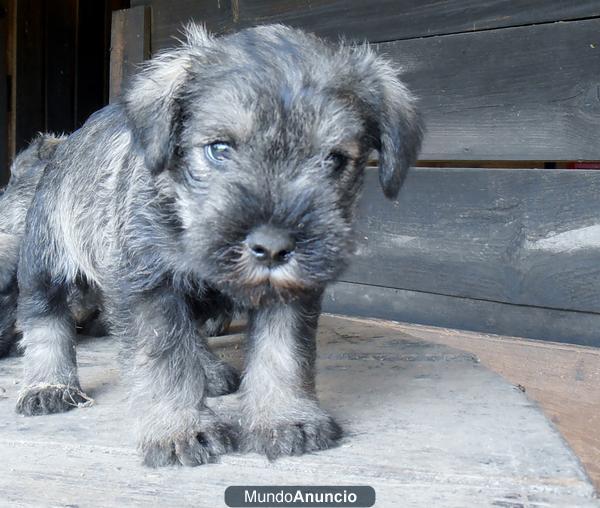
xmin=140 ymin=419 xmax=236 ymax=467
xmin=242 ymin=414 xmax=342 ymax=460
xmin=204 ymin=359 xmax=240 ymax=397
xmin=16 ymin=384 xmax=93 ymax=416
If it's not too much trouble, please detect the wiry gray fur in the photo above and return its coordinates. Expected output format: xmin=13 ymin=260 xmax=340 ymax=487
xmin=0 ymin=134 xmax=65 ymax=356
xmin=14 ymin=24 xmax=423 ymax=467
xmin=0 ymin=134 xmax=107 ymax=356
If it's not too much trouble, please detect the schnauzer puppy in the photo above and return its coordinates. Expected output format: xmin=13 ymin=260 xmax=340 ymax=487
xmin=0 ymin=134 xmax=108 ymax=356
xmin=0 ymin=136 xmax=230 ymax=356
xmin=0 ymin=134 xmax=66 ymax=356
xmin=14 ymin=24 xmax=423 ymax=467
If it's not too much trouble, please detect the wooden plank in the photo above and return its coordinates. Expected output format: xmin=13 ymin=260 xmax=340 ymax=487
xmin=0 ymin=320 xmax=596 ymax=506
xmin=133 ymin=0 xmax=600 ymax=49
xmin=109 ymin=6 xmax=150 ymax=103
xmin=338 ymin=315 xmax=600 ymax=491
xmin=44 ymin=0 xmax=77 ymax=133
xmin=381 ymin=18 xmax=600 ymax=161
xmin=118 ymin=10 xmax=600 ymax=161
xmin=15 ymin=0 xmax=44 ymax=152
xmin=235 ymin=0 xmax=600 ymax=44
xmin=130 ymin=0 xmax=236 ymax=51
xmin=344 ymin=167 xmax=600 ymax=314
xmin=324 ymin=282 xmax=600 ymax=347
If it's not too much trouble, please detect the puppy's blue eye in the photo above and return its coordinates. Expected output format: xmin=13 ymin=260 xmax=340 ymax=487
xmin=204 ymin=142 xmax=233 ymax=164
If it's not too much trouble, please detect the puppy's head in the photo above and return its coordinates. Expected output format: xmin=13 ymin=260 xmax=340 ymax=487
xmin=123 ymin=24 xmax=423 ymax=306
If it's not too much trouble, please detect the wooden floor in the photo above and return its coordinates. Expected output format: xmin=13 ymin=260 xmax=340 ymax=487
xmin=342 ymin=315 xmax=600 ymax=492
xmin=0 ymin=315 xmax=597 ymax=507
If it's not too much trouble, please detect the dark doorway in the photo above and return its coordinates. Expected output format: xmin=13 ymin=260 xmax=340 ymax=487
xmin=0 ymin=0 xmax=129 ymax=186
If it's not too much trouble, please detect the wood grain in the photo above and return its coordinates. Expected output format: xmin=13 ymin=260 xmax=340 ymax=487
xmin=236 ymin=0 xmax=600 ymax=43
xmin=379 ymin=18 xmax=600 ymax=161
xmin=342 ymin=167 xmax=600 ymax=314
xmin=0 ymin=316 xmax=595 ymax=505
xmin=324 ymin=281 xmax=600 ymax=347
xmin=132 ymin=0 xmax=236 ymax=51
xmin=132 ymin=0 xmax=600 ymax=47
xmin=109 ymin=6 xmax=150 ymax=103
xmin=339 ymin=315 xmax=600 ymax=491
xmin=129 ymin=5 xmax=600 ymax=161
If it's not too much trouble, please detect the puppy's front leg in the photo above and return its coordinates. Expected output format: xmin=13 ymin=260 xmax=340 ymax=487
xmin=241 ymin=294 xmax=342 ymax=459
xmin=123 ymin=288 xmax=235 ymax=467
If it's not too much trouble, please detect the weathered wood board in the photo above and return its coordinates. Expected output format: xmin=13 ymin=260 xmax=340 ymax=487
xmin=324 ymin=282 xmax=600 ymax=347
xmin=379 ymin=18 xmax=600 ymax=161
xmin=131 ymin=0 xmax=235 ymax=50
xmin=132 ymin=0 xmax=600 ymax=47
xmin=109 ymin=6 xmax=151 ymax=102
xmin=126 ymin=6 xmax=600 ymax=161
xmin=341 ymin=167 xmax=600 ymax=315
xmin=0 ymin=316 xmax=595 ymax=506
xmin=347 ymin=315 xmax=600 ymax=491
xmin=235 ymin=0 xmax=600 ymax=43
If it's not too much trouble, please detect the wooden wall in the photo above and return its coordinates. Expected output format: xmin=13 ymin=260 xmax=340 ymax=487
xmin=125 ymin=1 xmax=600 ymax=345
xmin=12 ymin=0 xmax=129 ymax=160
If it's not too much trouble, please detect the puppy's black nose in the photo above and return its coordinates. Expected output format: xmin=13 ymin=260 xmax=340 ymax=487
xmin=246 ymin=226 xmax=295 ymax=265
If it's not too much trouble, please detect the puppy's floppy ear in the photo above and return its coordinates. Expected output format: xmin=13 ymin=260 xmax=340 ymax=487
xmin=122 ymin=23 xmax=215 ymax=173
xmin=355 ymin=51 xmax=424 ymax=199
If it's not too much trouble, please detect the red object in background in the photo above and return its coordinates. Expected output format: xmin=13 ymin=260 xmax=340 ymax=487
xmin=567 ymin=162 xmax=600 ymax=170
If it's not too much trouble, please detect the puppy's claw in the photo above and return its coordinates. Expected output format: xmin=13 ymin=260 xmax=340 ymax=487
xmin=242 ymin=416 xmax=342 ymax=460
xmin=141 ymin=422 xmax=236 ymax=468
xmin=16 ymin=384 xmax=93 ymax=416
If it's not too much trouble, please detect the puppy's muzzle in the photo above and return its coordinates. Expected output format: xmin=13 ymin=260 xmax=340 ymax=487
xmin=245 ymin=225 xmax=296 ymax=268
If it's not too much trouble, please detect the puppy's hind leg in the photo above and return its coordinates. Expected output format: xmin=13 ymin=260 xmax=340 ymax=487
xmin=15 ymin=269 xmax=90 ymax=416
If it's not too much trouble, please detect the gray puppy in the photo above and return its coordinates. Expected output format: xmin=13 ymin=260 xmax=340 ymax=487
xmin=0 ymin=134 xmax=231 ymax=353
xmin=0 ymin=134 xmax=108 ymax=356
xmin=0 ymin=134 xmax=66 ymax=356
xmin=15 ymin=24 xmax=423 ymax=467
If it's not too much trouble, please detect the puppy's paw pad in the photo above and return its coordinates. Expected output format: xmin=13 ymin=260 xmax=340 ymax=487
xmin=205 ymin=361 xmax=240 ymax=397
xmin=243 ymin=416 xmax=342 ymax=460
xmin=141 ymin=422 xmax=236 ymax=468
xmin=16 ymin=384 xmax=93 ymax=416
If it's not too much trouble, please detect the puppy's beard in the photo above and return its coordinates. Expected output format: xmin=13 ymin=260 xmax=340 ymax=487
xmin=235 ymin=253 xmax=307 ymax=292
xmin=203 ymin=245 xmax=324 ymax=306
